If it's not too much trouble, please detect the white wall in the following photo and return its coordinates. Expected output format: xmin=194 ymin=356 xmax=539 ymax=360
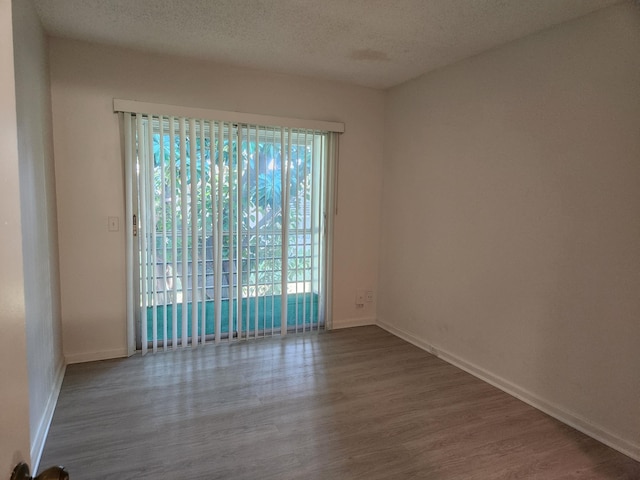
xmin=0 ymin=0 xmax=31 ymax=475
xmin=380 ymin=2 xmax=640 ymax=459
xmin=12 ymin=0 xmax=65 ymax=469
xmin=49 ymin=39 xmax=384 ymax=362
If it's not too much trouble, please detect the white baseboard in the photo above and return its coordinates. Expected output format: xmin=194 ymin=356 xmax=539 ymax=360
xmin=376 ymin=319 xmax=640 ymax=463
xmin=30 ymin=360 xmax=66 ymax=473
xmin=332 ymin=317 xmax=376 ymax=330
xmin=65 ymin=348 xmax=128 ymax=365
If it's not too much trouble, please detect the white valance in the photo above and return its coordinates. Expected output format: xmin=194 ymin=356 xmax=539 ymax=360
xmin=114 ymin=99 xmax=345 ymax=133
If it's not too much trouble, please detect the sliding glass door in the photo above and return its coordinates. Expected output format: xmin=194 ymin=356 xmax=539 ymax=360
xmin=123 ymin=113 xmax=336 ymax=353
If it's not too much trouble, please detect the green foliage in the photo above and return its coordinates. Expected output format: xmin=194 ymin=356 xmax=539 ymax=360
xmin=150 ymin=128 xmax=317 ymax=291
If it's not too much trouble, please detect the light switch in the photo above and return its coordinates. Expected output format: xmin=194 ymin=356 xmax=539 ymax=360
xmin=108 ymin=216 xmax=119 ymax=232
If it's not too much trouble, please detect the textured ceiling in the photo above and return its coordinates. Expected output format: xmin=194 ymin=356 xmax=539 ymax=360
xmin=33 ymin=0 xmax=624 ymax=89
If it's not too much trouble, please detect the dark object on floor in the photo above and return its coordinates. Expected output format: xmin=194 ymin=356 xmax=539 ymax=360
xmin=11 ymin=462 xmax=69 ymax=480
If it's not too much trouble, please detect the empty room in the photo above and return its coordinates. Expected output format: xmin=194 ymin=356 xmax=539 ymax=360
xmin=2 ymin=0 xmax=639 ymax=478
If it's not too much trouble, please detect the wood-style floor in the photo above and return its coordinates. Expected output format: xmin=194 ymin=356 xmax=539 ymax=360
xmin=40 ymin=326 xmax=639 ymax=479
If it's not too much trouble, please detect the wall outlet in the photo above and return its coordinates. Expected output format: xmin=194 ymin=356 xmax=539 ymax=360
xmin=365 ymin=290 xmax=374 ymax=303
xmin=355 ymin=289 xmax=365 ymax=306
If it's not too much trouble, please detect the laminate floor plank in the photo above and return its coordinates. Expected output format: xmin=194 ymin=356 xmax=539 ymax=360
xmin=40 ymin=326 xmax=639 ymax=479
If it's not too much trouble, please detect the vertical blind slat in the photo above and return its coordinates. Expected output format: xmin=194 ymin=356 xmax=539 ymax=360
xmin=159 ymin=116 xmax=168 ymax=351
xmin=210 ymin=121 xmax=218 ymax=343
xmin=270 ymin=127 xmax=276 ymax=337
xmin=214 ymin=121 xmax=224 ymax=344
xmin=228 ymin=124 xmax=235 ymax=342
xmin=254 ymin=125 xmax=260 ymax=339
xmin=148 ymin=116 xmax=158 ymax=353
xmin=188 ymin=118 xmax=198 ymax=348
xmin=179 ymin=118 xmax=189 ymax=347
xmin=313 ymin=131 xmax=319 ymax=330
xmin=280 ymin=128 xmax=289 ymax=336
xmin=199 ymin=119 xmax=207 ymax=346
xmin=137 ymin=116 xmax=148 ymax=355
xmin=124 ymin=113 xmax=135 ymax=353
xmin=237 ymin=125 xmax=244 ymax=341
xmin=310 ymin=132 xmax=317 ymax=331
xmin=295 ymin=131 xmax=300 ymax=333
xmin=302 ymin=130 xmax=308 ymax=332
xmin=169 ymin=117 xmax=178 ymax=348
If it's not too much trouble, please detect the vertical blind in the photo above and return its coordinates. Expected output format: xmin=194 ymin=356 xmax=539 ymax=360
xmin=121 ymin=108 xmax=339 ymax=354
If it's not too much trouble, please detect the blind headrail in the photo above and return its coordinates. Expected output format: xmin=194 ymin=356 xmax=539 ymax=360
xmin=113 ymin=99 xmax=345 ymax=133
